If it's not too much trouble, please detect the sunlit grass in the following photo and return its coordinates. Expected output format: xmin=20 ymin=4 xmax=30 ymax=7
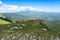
xmin=0 ymin=19 xmax=11 ymax=24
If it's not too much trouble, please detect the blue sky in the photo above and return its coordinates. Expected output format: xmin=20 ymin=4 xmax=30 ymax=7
xmin=0 ymin=0 xmax=60 ymax=12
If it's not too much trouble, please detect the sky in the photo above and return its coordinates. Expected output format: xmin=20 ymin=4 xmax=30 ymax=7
xmin=0 ymin=0 xmax=60 ymax=13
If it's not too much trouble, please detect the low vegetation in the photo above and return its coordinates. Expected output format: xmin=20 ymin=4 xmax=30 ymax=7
xmin=0 ymin=19 xmax=60 ymax=40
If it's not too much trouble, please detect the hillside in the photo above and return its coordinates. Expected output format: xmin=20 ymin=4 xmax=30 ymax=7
xmin=0 ymin=13 xmax=60 ymax=40
xmin=0 ymin=19 xmax=11 ymax=24
xmin=0 ymin=19 xmax=59 ymax=40
xmin=44 ymin=20 xmax=60 ymax=32
xmin=0 ymin=14 xmax=11 ymax=25
xmin=1 ymin=13 xmax=60 ymax=32
xmin=0 ymin=19 xmax=51 ymax=33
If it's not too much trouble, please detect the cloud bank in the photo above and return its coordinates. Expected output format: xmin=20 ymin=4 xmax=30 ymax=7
xmin=0 ymin=1 xmax=60 ymax=13
xmin=0 ymin=1 xmax=36 ymax=13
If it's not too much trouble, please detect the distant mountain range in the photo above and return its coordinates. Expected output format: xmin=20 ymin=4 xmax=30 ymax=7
xmin=2 ymin=10 xmax=60 ymax=21
xmin=1 ymin=13 xmax=32 ymax=22
xmin=17 ymin=11 xmax=60 ymax=21
xmin=0 ymin=10 xmax=60 ymax=21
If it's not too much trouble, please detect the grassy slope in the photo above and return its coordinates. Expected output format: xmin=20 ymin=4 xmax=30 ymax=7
xmin=44 ymin=20 xmax=60 ymax=32
xmin=0 ymin=19 xmax=11 ymax=24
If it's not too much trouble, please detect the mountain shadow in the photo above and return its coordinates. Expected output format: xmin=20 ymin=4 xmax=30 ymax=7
xmin=0 ymin=17 xmax=12 ymax=22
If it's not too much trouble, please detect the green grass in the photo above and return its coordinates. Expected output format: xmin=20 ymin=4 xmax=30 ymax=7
xmin=0 ymin=19 xmax=11 ymax=24
xmin=44 ymin=20 xmax=60 ymax=32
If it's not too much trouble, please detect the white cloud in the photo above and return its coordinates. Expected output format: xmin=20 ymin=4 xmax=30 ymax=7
xmin=1 ymin=5 xmax=20 ymax=12
xmin=0 ymin=1 xmax=60 ymax=13
xmin=19 ymin=6 xmax=35 ymax=11
xmin=0 ymin=1 xmax=36 ymax=13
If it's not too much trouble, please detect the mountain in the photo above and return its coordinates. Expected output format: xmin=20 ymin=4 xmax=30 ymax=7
xmin=0 ymin=11 xmax=60 ymax=32
xmin=16 ymin=11 xmax=60 ymax=21
xmin=9 ymin=10 xmax=60 ymax=32
xmin=0 ymin=14 xmax=11 ymax=24
xmin=1 ymin=10 xmax=60 ymax=21
xmin=1 ymin=13 xmax=32 ymax=21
